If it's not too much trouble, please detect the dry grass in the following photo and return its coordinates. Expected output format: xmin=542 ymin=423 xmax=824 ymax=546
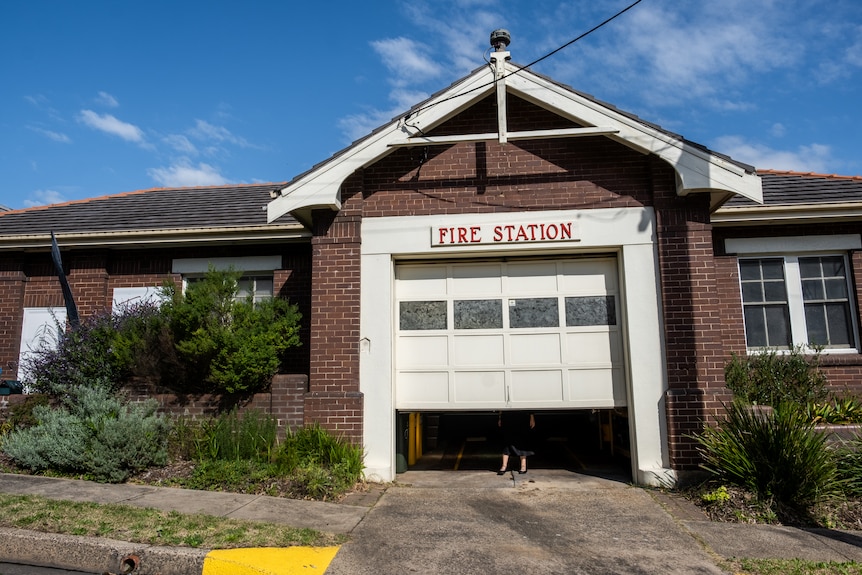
xmin=0 ymin=493 xmax=343 ymax=549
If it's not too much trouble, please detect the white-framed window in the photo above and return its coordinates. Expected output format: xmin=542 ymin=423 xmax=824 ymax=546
xmin=183 ymin=274 xmax=274 ymax=304
xmin=18 ymin=307 xmax=67 ymax=385
xmin=172 ymin=256 xmax=280 ymax=304
xmin=727 ymin=235 xmax=861 ymax=353
xmin=112 ymin=286 xmax=165 ymax=313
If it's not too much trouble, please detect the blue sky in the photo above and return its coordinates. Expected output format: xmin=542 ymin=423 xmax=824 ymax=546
xmin=2 ymin=0 xmax=861 ymax=211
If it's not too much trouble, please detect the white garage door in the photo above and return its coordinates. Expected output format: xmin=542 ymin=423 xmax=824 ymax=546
xmin=395 ymin=257 xmax=625 ymax=410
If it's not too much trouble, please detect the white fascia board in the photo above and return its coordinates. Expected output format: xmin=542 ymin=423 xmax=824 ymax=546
xmin=504 ymin=69 xmax=763 ymax=204
xmin=267 ymin=68 xmax=498 ymax=223
xmin=172 ymin=255 xmax=283 ymax=274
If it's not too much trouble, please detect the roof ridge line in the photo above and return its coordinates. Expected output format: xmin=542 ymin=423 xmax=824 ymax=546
xmin=758 ymin=169 xmax=862 ymax=181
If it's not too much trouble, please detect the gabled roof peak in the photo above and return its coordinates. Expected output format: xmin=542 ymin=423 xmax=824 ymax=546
xmin=267 ymin=59 xmax=763 ymax=224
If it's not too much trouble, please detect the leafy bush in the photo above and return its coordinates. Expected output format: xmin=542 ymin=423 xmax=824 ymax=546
xmin=836 ymin=433 xmax=862 ymax=498
xmin=0 ymin=394 xmax=50 ymax=437
xmin=194 ymin=409 xmax=277 ymax=462
xmin=1 ymin=386 xmax=170 ymax=483
xmin=806 ymin=395 xmax=862 ymax=425
xmin=25 ymin=302 xmax=170 ymax=398
xmin=694 ymin=401 xmax=841 ymax=509
xmin=175 ymin=421 xmax=364 ymax=500
xmin=161 ymin=268 xmax=302 ymax=394
xmin=725 ymin=348 xmax=830 ymax=407
xmin=23 ymin=268 xmax=302 ymax=397
xmin=273 ymin=424 xmax=364 ymax=499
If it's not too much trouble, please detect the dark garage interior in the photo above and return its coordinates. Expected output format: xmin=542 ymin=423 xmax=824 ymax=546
xmin=396 ymin=409 xmax=631 ymax=480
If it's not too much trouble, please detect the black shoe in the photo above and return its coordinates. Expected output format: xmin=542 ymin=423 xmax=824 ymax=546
xmin=518 ymin=469 xmax=528 ymax=474
xmin=497 ymin=469 xmax=507 ymax=475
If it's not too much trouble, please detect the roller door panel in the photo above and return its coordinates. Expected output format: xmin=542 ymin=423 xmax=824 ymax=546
xmin=395 ymin=258 xmax=625 ymax=410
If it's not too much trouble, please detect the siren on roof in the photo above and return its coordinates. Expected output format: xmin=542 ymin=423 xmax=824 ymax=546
xmin=490 ymin=29 xmax=511 ymax=51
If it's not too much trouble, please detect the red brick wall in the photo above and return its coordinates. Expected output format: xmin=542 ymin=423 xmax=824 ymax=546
xmin=68 ymin=253 xmax=109 ymax=318
xmin=0 ymin=268 xmax=25 ymax=375
xmin=123 ymin=373 xmax=308 ymax=436
xmin=362 ymin=99 xmax=651 ymax=218
xmin=0 ymin=245 xmax=312 ymax=417
xmin=1 ymin=374 xmax=308 ymax=438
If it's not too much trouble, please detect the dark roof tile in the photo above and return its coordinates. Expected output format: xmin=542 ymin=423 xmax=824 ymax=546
xmin=726 ymin=170 xmax=862 ymax=207
xmin=0 ymin=183 xmax=294 ymax=237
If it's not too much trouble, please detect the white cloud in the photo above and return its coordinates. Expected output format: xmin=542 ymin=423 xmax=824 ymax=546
xmin=24 ymin=189 xmax=67 ymax=208
xmin=371 ymin=37 xmax=443 ymax=85
xmin=400 ymin=2 xmax=500 ymax=74
xmin=188 ymin=120 xmax=252 ymax=149
xmin=28 ymin=126 xmax=71 ymax=143
xmin=78 ymin=110 xmax=145 ymax=143
xmin=163 ymin=134 xmax=198 ymax=155
xmin=343 ymin=1 xmax=498 ymax=143
xmin=95 ymin=91 xmax=119 ymax=108
xmin=148 ymin=160 xmax=230 ymax=187
xmin=569 ymin=2 xmax=800 ymax=108
xmin=24 ymin=94 xmax=50 ymax=108
xmin=846 ymin=29 xmax=862 ymax=67
xmin=712 ymin=135 xmax=833 ymax=173
xmin=770 ymin=123 xmax=787 ymax=138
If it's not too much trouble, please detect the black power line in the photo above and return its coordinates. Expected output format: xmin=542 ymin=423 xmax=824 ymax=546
xmin=404 ymin=0 xmax=645 ymax=122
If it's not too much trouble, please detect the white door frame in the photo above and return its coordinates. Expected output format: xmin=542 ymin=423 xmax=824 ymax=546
xmin=360 ymin=207 xmax=671 ymax=486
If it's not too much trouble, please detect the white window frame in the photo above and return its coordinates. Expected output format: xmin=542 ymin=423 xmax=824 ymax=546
xmin=726 ymin=235 xmax=861 ymax=355
xmin=18 ymin=307 xmax=67 ymax=386
xmin=112 ymin=286 xmax=166 ymax=313
xmin=173 ymin=256 xmax=280 ymax=304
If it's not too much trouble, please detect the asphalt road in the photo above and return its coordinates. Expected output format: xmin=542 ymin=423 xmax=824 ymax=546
xmin=0 ymin=562 xmax=93 ymax=575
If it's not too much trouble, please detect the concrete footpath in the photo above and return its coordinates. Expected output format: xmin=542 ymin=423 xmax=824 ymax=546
xmin=1 ymin=470 xmax=862 ymax=574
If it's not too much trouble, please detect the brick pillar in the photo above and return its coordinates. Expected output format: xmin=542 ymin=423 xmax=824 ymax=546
xmin=657 ymin=204 xmax=729 ymax=471
xmin=304 ymin=207 xmax=363 ymax=443
xmin=0 ymin=267 xmax=26 ymax=377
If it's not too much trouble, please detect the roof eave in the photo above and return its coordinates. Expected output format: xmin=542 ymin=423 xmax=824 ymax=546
xmin=0 ymin=224 xmax=311 ymax=251
xmin=711 ymin=202 xmax=862 ymax=226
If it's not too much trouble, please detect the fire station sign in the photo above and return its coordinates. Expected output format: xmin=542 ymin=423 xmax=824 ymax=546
xmin=431 ymin=221 xmax=580 ymax=247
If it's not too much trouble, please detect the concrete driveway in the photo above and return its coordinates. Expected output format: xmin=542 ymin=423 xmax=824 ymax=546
xmin=327 ymin=470 xmax=726 ymax=575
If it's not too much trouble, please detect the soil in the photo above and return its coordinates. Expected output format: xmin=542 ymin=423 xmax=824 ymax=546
xmin=680 ymin=481 xmax=862 ymax=530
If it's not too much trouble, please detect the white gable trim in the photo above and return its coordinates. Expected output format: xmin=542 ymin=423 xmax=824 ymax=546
xmin=268 ymin=63 xmax=762 ymax=224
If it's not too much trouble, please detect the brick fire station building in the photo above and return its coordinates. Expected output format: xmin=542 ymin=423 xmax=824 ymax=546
xmin=2 ymin=43 xmax=861 ymax=485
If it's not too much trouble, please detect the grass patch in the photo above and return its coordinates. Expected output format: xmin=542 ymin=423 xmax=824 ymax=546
xmin=0 ymin=493 xmax=343 ymax=549
xmin=724 ymin=557 xmax=862 ymax=575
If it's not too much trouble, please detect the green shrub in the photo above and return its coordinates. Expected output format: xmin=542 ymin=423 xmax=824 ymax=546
xmin=806 ymin=395 xmax=862 ymax=425
xmin=836 ymin=432 xmax=862 ymax=498
xmin=694 ymin=401 xmax=841 ymax=509
xmin=161 ymin=268 xmax=302 ymax=394
xmin=24 ymin=268 xmax=302 ymax=397
xmin=1 ymin=386 xmax=170 ymax=483
xmin=1 ymin=394 xmax=50 ymax=433
xmin=725 ymin=348 xmax=830 ymax=407
xmin=194 ymin=409 xmax=277 ymax=462
xmin=274 ymin=424 xmax=364 ymax=499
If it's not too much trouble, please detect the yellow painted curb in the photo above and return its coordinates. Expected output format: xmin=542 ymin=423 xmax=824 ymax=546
xmin=202 ymin=546 xmax=340 ymax=575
